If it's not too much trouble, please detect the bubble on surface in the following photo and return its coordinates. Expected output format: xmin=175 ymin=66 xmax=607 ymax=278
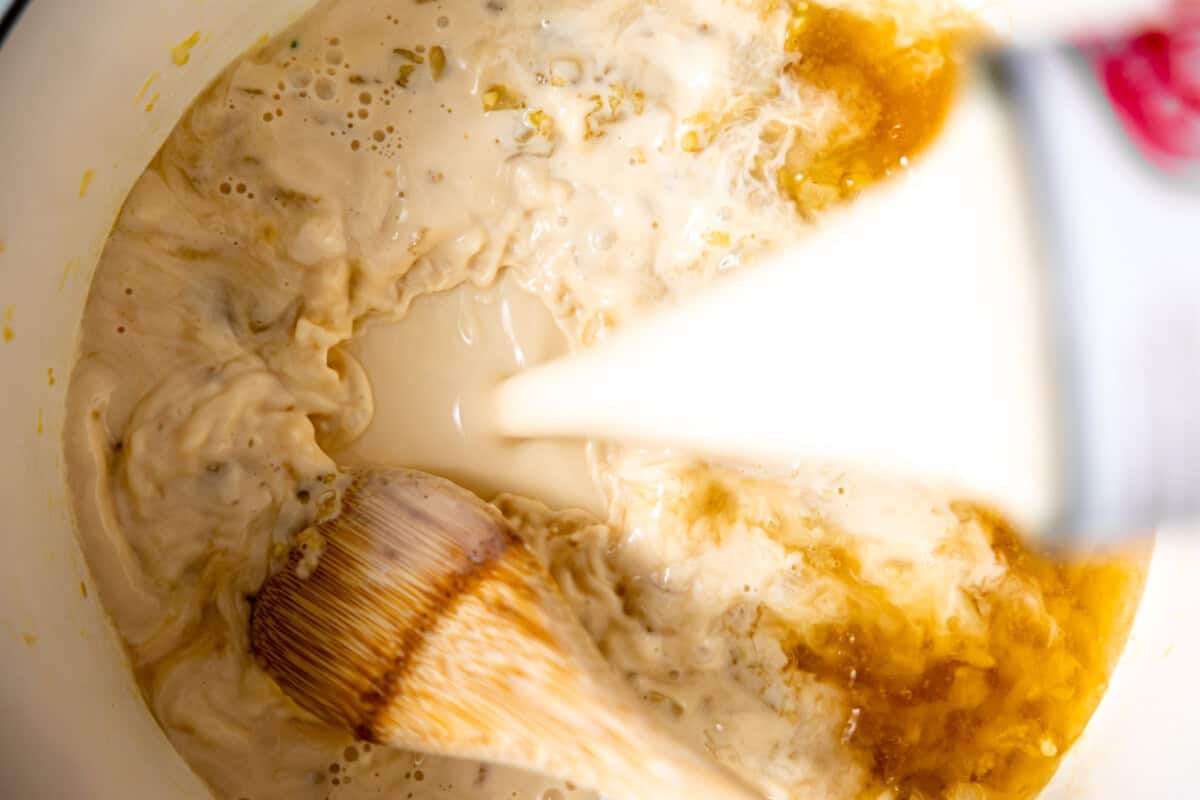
xmin=315 ymin=76 xmax=337 ymax=100
xmin=287 ymin=65 xmax=313 ymax=88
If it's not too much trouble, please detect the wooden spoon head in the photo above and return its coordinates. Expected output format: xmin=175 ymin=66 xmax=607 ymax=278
xmin=250 ymin=468 xmax=524 ymax=741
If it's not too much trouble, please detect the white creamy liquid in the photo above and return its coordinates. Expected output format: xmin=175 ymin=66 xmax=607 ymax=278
xmin=338 ymin=275 xmax=604 ymax=514
xmin=64 ymin=1 xmax=1147 ymax=799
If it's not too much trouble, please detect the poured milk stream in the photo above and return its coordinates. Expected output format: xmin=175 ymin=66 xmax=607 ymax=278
xmin=494 ymin=85 xmax=1062 ymax=537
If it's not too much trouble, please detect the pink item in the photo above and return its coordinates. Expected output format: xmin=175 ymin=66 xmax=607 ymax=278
xmin=1089 ymin=0 xmax=1200 ymax=168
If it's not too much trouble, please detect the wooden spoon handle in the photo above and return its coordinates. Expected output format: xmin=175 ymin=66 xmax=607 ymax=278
xmin=544 ymin=682 xmax=763 ymax=800
xmin=370 ymin=543 xmax=762 ymax=799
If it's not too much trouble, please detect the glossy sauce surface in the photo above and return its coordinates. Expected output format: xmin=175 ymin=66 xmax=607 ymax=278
xmin=63 ymin=1 xmax=1146 ymax=799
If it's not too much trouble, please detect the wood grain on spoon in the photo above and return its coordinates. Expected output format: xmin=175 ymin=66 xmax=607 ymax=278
xmin=250 ymin=468 xmax=761 ymax=800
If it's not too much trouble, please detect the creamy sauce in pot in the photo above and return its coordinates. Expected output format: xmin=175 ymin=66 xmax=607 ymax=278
xmin=65 ymin=1 xmax=1146 ymax=799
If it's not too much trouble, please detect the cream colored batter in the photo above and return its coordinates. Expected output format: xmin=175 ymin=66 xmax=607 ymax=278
xmin=66 ymin=1 xmax=1146 ymax=799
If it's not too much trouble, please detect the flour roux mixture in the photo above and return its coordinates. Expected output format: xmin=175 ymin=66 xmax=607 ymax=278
xmin=66 ymin=1 xmax=1147 ymax=799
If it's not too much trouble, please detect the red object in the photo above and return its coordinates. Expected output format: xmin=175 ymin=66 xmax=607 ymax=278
xmin=1088 ymin=1 xmax=1200 ymax=167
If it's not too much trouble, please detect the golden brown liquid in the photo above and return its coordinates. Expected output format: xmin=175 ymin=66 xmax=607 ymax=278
xmin=779 ymin=2 xmax=966 ymax=215
xmin=666 ymin=454 xmax=1148 ymax=799
xmin=777 ymin=507 xmax=1146 ymax=799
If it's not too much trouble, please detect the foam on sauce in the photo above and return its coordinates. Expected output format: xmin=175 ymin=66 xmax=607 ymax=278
xmin=64 ymin=1 xmax=1146 ymax=799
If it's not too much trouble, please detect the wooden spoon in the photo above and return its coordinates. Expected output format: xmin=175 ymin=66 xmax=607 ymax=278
xmin=250 ymin=467 xmax=761 ymax=800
